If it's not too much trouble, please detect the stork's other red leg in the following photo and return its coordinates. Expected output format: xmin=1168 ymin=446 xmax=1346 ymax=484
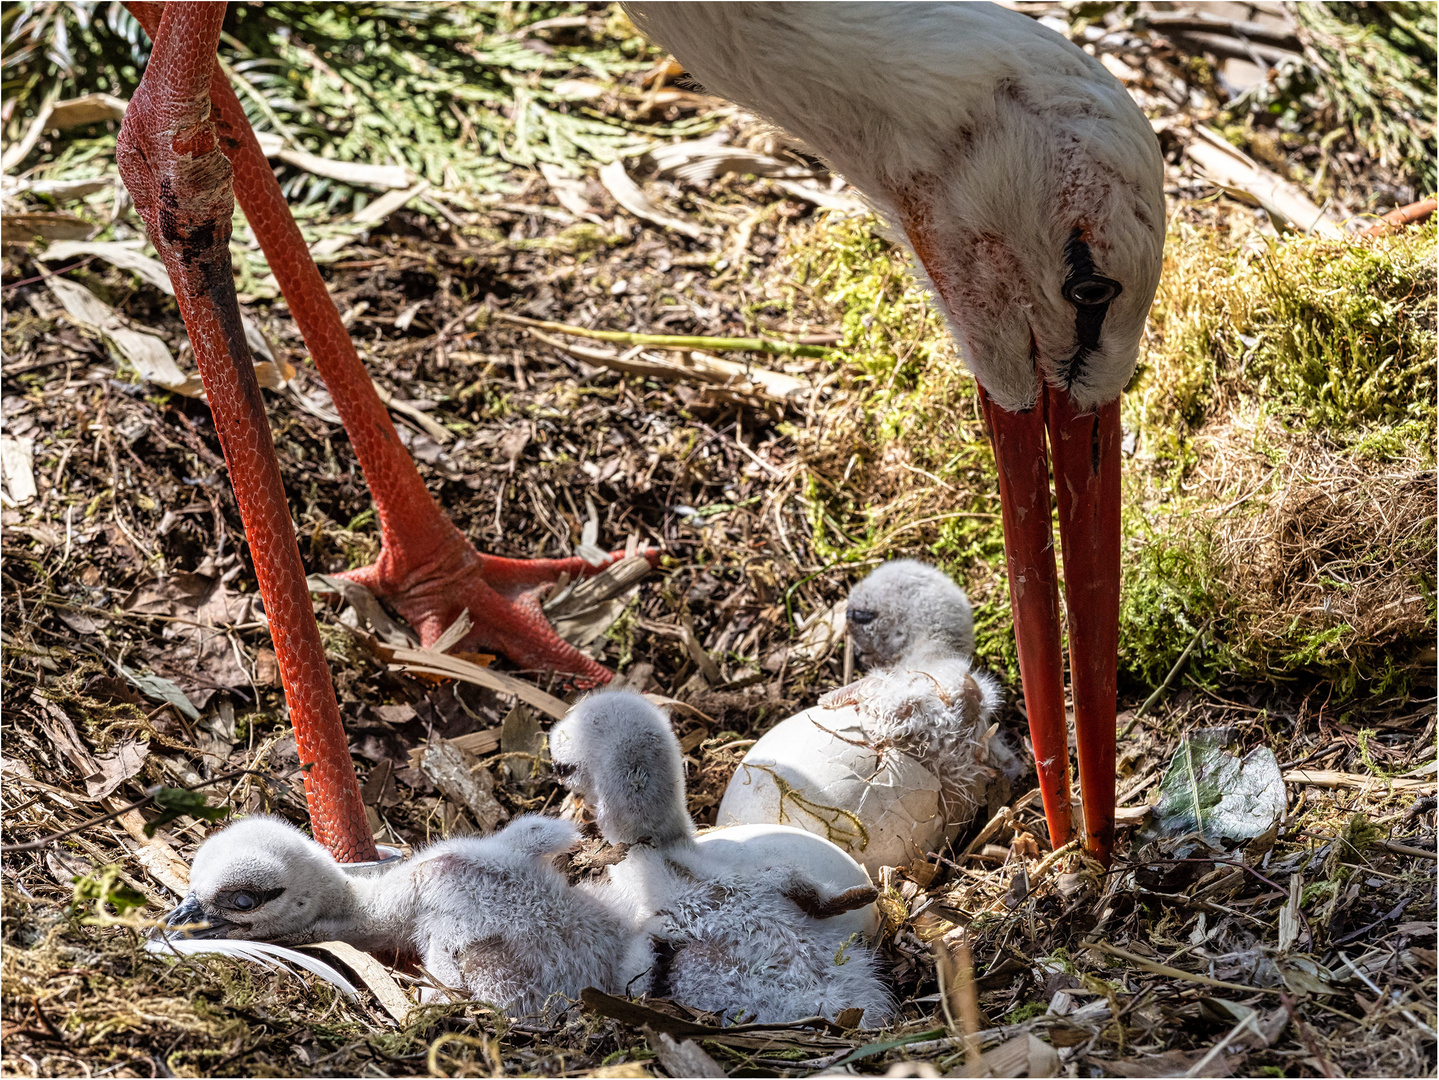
xmin=116 ymin=2 xmax=375 ymax=862
xmin=126 ymin=3 xmax=654 ymax=686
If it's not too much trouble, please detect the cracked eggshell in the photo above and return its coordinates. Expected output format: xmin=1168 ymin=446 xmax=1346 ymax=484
xmin=716 ymin=705 xmax=945 ymax=874
xmin=694 ymin=822 xmax=878 ymax=939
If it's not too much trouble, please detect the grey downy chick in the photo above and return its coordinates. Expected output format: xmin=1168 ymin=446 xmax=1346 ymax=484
xmin=165 ymin=813 xmax=651 ymax=1017
xmin=550 ymin=690 xmax=894 ymax=1025
xmin=828 ymin=559 xmax=1019 ymax=819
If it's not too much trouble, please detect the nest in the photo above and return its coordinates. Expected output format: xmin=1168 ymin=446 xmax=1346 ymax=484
xmin=1225 ymin=462 xmax=1436 ymax=670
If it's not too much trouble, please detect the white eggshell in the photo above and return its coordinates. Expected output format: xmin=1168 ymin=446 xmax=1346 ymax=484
xmin=694 ymin=822 xmax=877 ymax=939
xmin=717 ymin=706 xmax=946 ymax=874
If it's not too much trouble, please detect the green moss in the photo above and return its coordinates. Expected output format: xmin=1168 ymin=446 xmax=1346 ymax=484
xmin=1116 ymin=513 xmax=1218 ymax=689
xmin=1248 ymin=234 xmax=1437 ymax=442
xmin=778 ymin=211 xmax=1435 ymax=699
xmin=1004 ymin=1001 xmax=1049 ymax=1024
xmin=1137 ymin=219 xmax=1437 ymax=460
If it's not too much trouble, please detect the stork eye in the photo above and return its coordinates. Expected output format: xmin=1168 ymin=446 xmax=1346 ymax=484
xmin=217 ymin=887 xmax=282 ymax=913
xmin=1064 ymin=276 xmax=1121 ymax=306
xmin=552 ymin=760 xmax=577 ymax=778
xmin=848 ymin=608 xmax=878 ymax=625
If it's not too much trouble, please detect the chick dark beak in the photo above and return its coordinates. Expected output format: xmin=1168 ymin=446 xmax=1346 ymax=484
xmin=155 ymin=894 xmax=235 ymax=940
xmin=980 ymin=384 xmax=1120 ymax=865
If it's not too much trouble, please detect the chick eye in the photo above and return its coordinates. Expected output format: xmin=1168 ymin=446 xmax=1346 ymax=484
xmin=1064 ymin=276 xmax=1121 ymax=306
xmin=552 ymin=760 xmax=576 ymax=778
xmin=217 ymin=887 xmax=282 ymax=913
xmin=848 ymin=608 xmax=878 ymax=626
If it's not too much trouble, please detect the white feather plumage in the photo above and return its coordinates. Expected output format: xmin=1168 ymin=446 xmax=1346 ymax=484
xmin=144 ymin=937 xmax=359 ymax=998
xmin=161 ymin=814 xmax=652 ymax=1018
xmin=624 ymin=2 xmax=1165 ymax=412
xmin=551 ymin=691 xmax=894 ymax=1025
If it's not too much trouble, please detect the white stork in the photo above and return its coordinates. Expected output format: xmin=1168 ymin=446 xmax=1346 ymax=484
xmin=116 ymin=2 xmax=1163 ymax=865
xmin=626 ymin=3 xmax=1166 ymax=861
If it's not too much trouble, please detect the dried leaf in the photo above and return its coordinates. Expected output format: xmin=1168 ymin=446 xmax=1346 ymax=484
xmin=643 ymin=1028 xmax=725 ymax=1078
xmin=47 ymin=276 xmax=188 ymax=389
xmin=419 ymin=740 xmax=507 ymax=832
xmin=1139 ymin=730 xmax=1285 ymax=845
xmin=253 ymin=131 xmax=413 ymax=190
xmin=39 ymin=243 xmax=294 ymax=388
xmin=306 ymin=940 xmax=412 ymax=1023
xmin=384 ymin=645 xmax=569 ymax=719
xmin=599 ymin=159 xmax=703 ymax=238
xmin=84 ymin=739 xmax=148 ymax=800
xmin=500 ymin=705 xmax=543 ymax=784
xmin=350 ymin=180 xmax=430 ymax=225
xmin=1278 ymin=873 xmax=1302 ymax=952
xmin=546 ymin=554 xmax=653 ymax=647
xmin=1 ymin=435 xmax=37 ymax=506
xmin=308 ymin=573 xmax=417 ymax=648
xmin=119 ymin=665 xmax=201 ymax=722
xmin=31 ymin=689 xmax=99 ymax=779
xmin=646 ymin=136 xmax=811 ymax=184
xmin=2 ymin=211 xmax=92 ymax=246
xmin=48 ymin=93 xmax=127 ymax=129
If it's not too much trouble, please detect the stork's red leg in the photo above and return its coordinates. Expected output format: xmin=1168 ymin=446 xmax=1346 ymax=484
xmin=117 ymin=2 xmax=375 ymax=862
xmin=125 ymin=3 xmax=654 ymax=686
xmin=1048 ymin=390 xmax=1120 ymax=864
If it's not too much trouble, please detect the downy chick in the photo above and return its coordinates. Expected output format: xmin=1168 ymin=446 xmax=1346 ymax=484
xmin=164 ymin=813 xmax=651 ymax=1017
xmin=550 ymin=690 xmax=894 ymax=1025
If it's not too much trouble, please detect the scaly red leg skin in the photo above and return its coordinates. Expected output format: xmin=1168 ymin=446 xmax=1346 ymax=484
xmin=125 ymin=2 xmax=654 ymax=684
xmin=1048 ymin=390 xmax=1121 ymax=864
xmin=117 ymin=2 xmax=376 ymax=863
xmin=979 ymin=387 xmax=1074 ymax=851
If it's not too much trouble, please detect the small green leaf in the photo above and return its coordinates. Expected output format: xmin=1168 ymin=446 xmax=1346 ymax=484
xmin=71 ymin=865 xmax=147 ymax=918
xmin=118 ymin=664 xmax=200 ymax=721
xmin=144 ymin=787 xmax=230 ymax=836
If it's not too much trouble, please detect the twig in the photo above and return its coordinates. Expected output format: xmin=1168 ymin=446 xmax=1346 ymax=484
xmin=1184 ymin=1010 xmax=1257 ymax=1077
xmin=1083 ymin=940 xmax=1283 ymax=996
xmin=1360 ymin=198 xmax=1438 ymax=237
xmin=0 ymin=768 xmax=282 ymax=854
xmin=1029 ymin=838 xmax=1080 ymax=885
xmin=1283 ymin=994 xmax=1343 ymax=1078
xmin=953 ymin=935 xmax=984 ymax=1075
xmin=1125 ymin=619 xmax=1211 ymax=733
xmin=494 ymin=312 xmax=832 ymax=358
xmin=1137 ymin=11 xmax=1302 ymax=51
xmin=1337 ymin=951 xmax=1439 ymax=1038
xmin=1378 ymin=838 xmax=1438 ymax=860
xmin=1140 ymin=855 xmax=1315 ymax=951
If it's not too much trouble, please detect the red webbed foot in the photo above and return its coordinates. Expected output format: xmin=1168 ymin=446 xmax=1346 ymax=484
xmin=338 ymin=527 xmax=660 ymax=686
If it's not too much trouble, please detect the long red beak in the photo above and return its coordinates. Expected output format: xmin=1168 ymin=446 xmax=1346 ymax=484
xmin=981 ymin=385 xmax=1121 ymax=864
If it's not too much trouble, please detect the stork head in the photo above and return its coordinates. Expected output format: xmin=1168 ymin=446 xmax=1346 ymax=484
xmin=161 ymin=816 xmax=356 ymax=943
xmin=624 ymin=1 xmax=1164 ymax=412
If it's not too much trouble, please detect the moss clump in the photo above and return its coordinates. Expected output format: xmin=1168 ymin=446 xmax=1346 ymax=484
xmin=1136 ymin=218 xmax=1437 ymax=466
xmin=1128 ymin=219 xmax=1436 ymax=694
xmin=778 ymin=208 xmax=1435 ymax=698
xmin=1116 ymin=513 xmax=1218 ymax=689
